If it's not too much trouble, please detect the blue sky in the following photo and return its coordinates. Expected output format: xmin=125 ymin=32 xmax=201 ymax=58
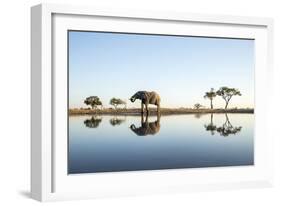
xmin=69 ymin=31 xmax=254 ymax=109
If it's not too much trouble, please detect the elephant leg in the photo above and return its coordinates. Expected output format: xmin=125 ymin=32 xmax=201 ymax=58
xmin=145 ymin=103 xmax=149 ymax=115
xmin=157 ymin=109 xmax=161 ymax=121
xmin=157 ymin=104 xmax=160 ymax=115
xmin=141 ymin=103 xmax=144 ymax=114
xmin=145 ymin=113 xmax=148 ymax=123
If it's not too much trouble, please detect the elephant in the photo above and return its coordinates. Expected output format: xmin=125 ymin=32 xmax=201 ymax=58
xmin=130 ymin=115 xmax=160 ymax=136
xmin=130 ymin=91 xmax=161 ymax=115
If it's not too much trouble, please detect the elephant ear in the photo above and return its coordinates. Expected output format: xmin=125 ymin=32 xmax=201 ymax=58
xmin=138 ymin=91 xmax=144 ymax=98
xmin=140 ymin=92 xmax=148 ymax=100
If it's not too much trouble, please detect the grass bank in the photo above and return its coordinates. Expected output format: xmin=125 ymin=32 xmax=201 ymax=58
xmin=69 ymin=108 xmax=254 ymax=116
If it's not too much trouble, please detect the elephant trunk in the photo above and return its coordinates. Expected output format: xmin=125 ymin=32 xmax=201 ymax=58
xmin=130 ymin=96 xmax=136 ymax=102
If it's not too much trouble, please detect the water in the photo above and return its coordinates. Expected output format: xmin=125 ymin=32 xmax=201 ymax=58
xmin=68 ymin=113 xmax=254 ymax=174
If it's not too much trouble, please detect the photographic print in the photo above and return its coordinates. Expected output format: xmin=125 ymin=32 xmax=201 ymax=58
xmin=68 ymin=31 xmax=254 ymax=174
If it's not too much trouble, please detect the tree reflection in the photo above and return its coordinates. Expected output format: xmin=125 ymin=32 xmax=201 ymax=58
xmin=216 ymin=114 xmax=242 ymax=137
xmin=130 ymin=114 xmax=161 ymax=136
xmin=204 ymin=113 xmax=242 ymax=137
xmin=194 ymin=113 xmax=204 ymax=119
xmin=84 ymin=116 xmax=102 ymax=128
xmin=109 ymin=116 xmax=126 ymax=126
xmin=204 ymin=113 xmax=217 ymax=135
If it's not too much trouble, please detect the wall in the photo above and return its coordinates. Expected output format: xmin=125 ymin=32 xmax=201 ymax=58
xmin=0 ymin=0 xmax=280 ymax=205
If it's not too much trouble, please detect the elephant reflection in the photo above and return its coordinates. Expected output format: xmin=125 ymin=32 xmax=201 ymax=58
xmin=109 ymin=116 xmax=126 ymax=126
xmin=84 ymin=116 xmax=102 ymax=128
xmin=204 ymin=113 xmax=242 ymax=137
xmin=130 ymin=115 xmax=161 ymax=136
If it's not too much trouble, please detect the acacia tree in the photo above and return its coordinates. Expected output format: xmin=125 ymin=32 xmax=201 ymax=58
xmin=110 ymin=98 xmax=126 ymax=109
xmin=96 ymin=100 xmax=103 ymax=110
xmin=84 ymin=96 xmax=102 ymax=110
xmin=204 ymin=88 xmax=216 ymax=109
xmin=216 ymin=87 xmax=241 ymax=109
xmin=194 ymin=103 xmax=203 ymax=110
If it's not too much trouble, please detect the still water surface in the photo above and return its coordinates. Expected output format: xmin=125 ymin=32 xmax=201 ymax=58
xmin=68 ymin=114 xmax=254 ymax=174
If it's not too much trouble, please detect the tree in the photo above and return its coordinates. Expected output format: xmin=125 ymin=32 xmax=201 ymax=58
xmin=110 ymin=98 xmax=126 ymax=109
xmin=216 ymin=87 xmax=241 ymax=109
xmin=204 ymin=88 xmax=216 ymax=109
xmin=194 ymin=103 xmax=203 ymax=109
xmin=84 ymin=96 xmax=102 ymax=110
xmin=96 ymin=100 xmax=103 ymax=110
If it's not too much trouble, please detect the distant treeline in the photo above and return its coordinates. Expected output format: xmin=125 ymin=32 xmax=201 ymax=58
xmin=74 ymin=86 xmax=246 ymax=112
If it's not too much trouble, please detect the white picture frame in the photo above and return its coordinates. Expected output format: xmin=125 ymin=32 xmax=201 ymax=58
xmin=31 ymin=3 xmax=274 ymax=202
